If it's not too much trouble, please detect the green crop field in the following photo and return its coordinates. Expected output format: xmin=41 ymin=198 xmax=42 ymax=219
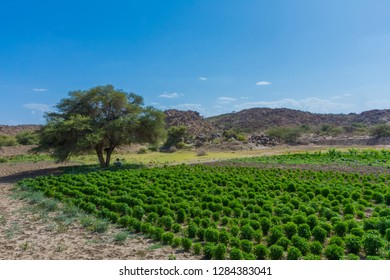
xmin=229 ymin=148 xmax=390 ymax=168
xmin=19 ymin=155 xmax=390 ymax=260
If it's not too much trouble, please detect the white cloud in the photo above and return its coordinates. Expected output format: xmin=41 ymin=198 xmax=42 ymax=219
xmin=32 ymin=88 xmax=48 ymax=92
xmin=235 ymin=97 xmax=354 ymax=114
xmin=172 ymin=103 xmax=205 ymax=113
xmin=199 ymin=77 xmax=207 ymax=81
xmin=23 ymin=103 xmax=51 ymax=115
xmin=256 ymin=81 xmax=271 ymax=86
xmin=365 ymin=100 xmax=390 ymax=110
xmin=344 ymin=93 xmax=353 ymax=97
xmin=217 ymin=97 xmax=237 ymax=104
xmin=159 ymin=92 xmax=180 ymax=98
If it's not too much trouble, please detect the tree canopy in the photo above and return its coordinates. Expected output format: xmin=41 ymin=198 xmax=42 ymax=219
xmin=37 ymin=85 xmax=166 ymax=167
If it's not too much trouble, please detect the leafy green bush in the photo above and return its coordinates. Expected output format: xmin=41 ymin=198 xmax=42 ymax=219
xmin=16 ymin=131 xmax=39 ymax=145
xmin=345 ymin=234 xmax=362 ymax=255
xmin=269 ymin=245 xmax=284 ymax=260
xmin=229 ymin=247 xmax=243 ymax=260
xmin=312 ymin=226 xmax=327 ymax=243
xmin=283 ymin=222 xmax=298 ymax=239
xmin=324 ymin=244 xmax=344 ymax=260
xmin=254 ymin=244 xmax=269 ymax=260
xmin=0 ymin=135 xmax=18 ymax=147
xmin=193 ymin=243 xmax=202 ymax=255
xmin=287 ymin=246 xmax=302 ymax=260
xmin=213 ymin=244 xmax=227 ymax=260
xmin=363 ymin=232 xmax=385 ymax=256
xmin=240 ymin=239 xmax=253 ymax=253
xmin=181 ymin=238 xmax=192 ymax=251
xmin=309 ymin=241 xmax=323 ymax=255
xmin=370 ymin=124 xmax=390 ymax=137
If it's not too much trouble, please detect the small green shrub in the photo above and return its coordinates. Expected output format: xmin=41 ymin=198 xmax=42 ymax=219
xmin=324 ymin=244 xmax=344 ymax=260
xmin=287 ymin=246 xmax=302 ymax=260
xmin=213 ymin=244 xmax=227 ymax=260
xmin=181 ymin=238 xmax=192 ymax=251
xmin=229 ymin=247 xmax=243 ymax=260
xmin=269 ymin=245 xmax=284 ymax=260
xmin=254 ymin=244 xmax=269 ymax=260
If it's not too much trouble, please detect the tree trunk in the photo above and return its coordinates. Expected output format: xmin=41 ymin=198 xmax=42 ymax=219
xmin=105 ymin=146 xmax=115 ymax=167
xmin=95 ymin=145 xmax=106 ymax=168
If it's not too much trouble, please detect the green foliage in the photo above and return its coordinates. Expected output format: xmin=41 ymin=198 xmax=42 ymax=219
xmin=254 ymin=244 xmax=269 ymax=260
xmin=0 ymin=135 xmax=18 ymax=147
xmin=229 ymin=247 xmax=243 ymax=260
xmin=181 ymin=238 xmax=192 ymax=251
xmin=309 ymin=241 xmax=323 ymax=255
xmin=269 ymin=245 xmax=284 ymax=260
xmin=266 ymin=126 xmax=302 ymax=143
xmin=345 ymin=234 xmax=362 ymax=255
xmin=287 ymin=246 xmax=302 ymax=260
xmin=370 ymin=124 xmax=390 ymax=137
xmin=193 ymin=243 xmax=202 ymax=255
xmin=362 ymin=232 xmax=385 ymax=256
xmin=163 ymin=125 xmax=190 ymax=150
xmin=324 ymin=244 xmax=344 ymax=260
xmin=213 ymin=244 xmax=227 ymax=260
xmin=37 ymin=85 xmax=165 ymax=167
xmin=16 ymin=131 xmax=39 ymax=145
xmin=312 ymin=226 xmax=327 ymax=243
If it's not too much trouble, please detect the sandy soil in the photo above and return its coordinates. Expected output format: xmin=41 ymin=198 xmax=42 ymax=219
xmin=0 ymin=162 xmax=200 ymax=260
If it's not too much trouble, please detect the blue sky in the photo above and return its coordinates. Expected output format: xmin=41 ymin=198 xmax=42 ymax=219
xmin=1 ymin=0 xmax=390 ymax=124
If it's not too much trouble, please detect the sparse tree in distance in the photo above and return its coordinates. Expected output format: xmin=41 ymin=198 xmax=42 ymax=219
xmin=37 ymin=85 xmax=166 ymax=167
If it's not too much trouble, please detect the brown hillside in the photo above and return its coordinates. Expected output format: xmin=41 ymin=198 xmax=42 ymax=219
xmin=164 ymin=109 xmax=218 ymax=136
xmin=207 ymin=108 xmax=390 ymax=132
xmin=0 ymin=125 xmax=41 ymax=136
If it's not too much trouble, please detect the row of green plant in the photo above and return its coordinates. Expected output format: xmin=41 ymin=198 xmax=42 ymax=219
xmin=19 ymin=164 xmax=390 ymax=259
xmin=230 ymin=149 xmax=390 ymax=167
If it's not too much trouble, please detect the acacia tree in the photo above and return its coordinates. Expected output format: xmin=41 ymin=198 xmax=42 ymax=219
xmin=37 ymin=85 xmax=166 ymax=167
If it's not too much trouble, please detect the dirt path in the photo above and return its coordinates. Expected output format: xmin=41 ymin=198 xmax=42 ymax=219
xmin=0 ymin=162 xmax=199 ymax=260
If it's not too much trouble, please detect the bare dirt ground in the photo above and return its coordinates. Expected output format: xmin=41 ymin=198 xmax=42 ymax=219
xmin=0 ymin=162 xmax=200 ymax=260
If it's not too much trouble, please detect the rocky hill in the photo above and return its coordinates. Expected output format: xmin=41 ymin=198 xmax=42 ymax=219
xmin=164 ymin=109 xmax=217 ymax=136
xmin=0 ymin=125 xmax=41 ymax=136
xmin=207 ymin=108 xmax=390 ymax=132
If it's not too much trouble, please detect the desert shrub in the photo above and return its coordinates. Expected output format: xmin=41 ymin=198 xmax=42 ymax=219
xmin=240 ymin=224 xmax=255 ymax=240
xmin=193 ymin=243 xmax=202 ymax=255
xmin=267 ymin=226 xmax=284 ymax=246
xmin=291 ymin=235 xmax=310 ymax=256
xmin=329 ymin=236 xmax=345 ymax=248
xmin=363 ymin=232 xmax=385 ymax=256
xmin=345 ymin=234 xmax=362 ymax=255
xmin=151 ymin=227 xmax=164 ymax=242
xmin=172 ymin=237 xmax=181 ymax=248
xmin=213 ymin=244 xmax=227 ymax=260
xmin=218 ymin=229 xmax=230 ymax=245
xmin=334 ymin=221 xmax=348 ymax=237
xmin=287 ymin=246 xmax=302 ymax=260
xmin=350 ymin=227 xmax=365 ymax=237
xmin=284 ymin=222 xmax=298 ymax=239
xmin=370 ymin=124 xmax=390 ymax=137
xmin=306 ymin=214 xmax=318 ymax=230
xmin=0 ymin=135 xmax=18 ymax=147
xmin=162 ymin=232 xmax=175 ymax=245
xmin=266 ymin=127 xmax=302 ymax=143
xmin=298 ymin=224 xmax=311 ymax=239
xmin=181 ymin=238 xmax=192 ymax=251
xmin=269 ymin=245 xmax=284 ymax=260
xmin=260 ymin=217 xmax=271 ymax=235
xmin=240 ymin=239 xmax=253 ymax=253
xmin=276 ymin=237 xmax=291 ymax=250
xmin=324 ymin=244 xmax=344 ymax=260
xmin=312 ymin=226 xmax=327 ymax=243
xmin=229 ymin=247 xmax=243 ymax=260
xmin=310 ymin=241 xmax=323 ymax=255
xmin=254 ymin=244 xmax=269 ymax=260
xmin=196 ymin=228 xmax=205 ymax=241
xmin=205 ymin=227 xmax=219 ymax=243
xmin=16 ymin=131 xmax=39 ymax=145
